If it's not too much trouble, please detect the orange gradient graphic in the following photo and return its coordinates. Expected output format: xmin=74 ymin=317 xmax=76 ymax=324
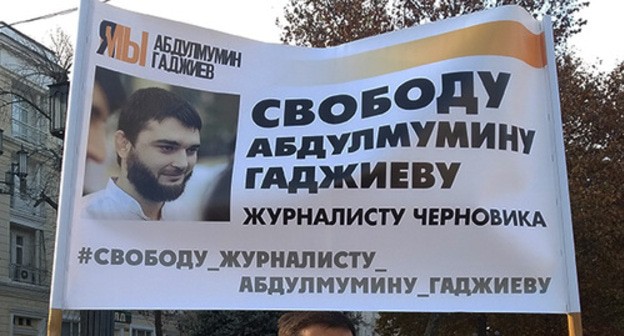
xmin=291 ymin=20 xmax=546 ymax=84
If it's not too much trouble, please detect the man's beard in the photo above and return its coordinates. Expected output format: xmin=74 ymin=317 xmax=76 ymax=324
xmin=126 ymin=151 xmax=192 ymax=202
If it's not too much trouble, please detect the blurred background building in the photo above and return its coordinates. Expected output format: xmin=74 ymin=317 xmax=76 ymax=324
xmin=0 ymin=21 xmax=65 ymax=336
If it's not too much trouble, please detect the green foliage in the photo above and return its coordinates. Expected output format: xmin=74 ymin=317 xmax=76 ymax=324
xmin=278 ymin=0 xmax=393 ymax=47
xmin=560 ymin=57 xmax=624 ymax=335
xmin=376 ymin=313 xmax=568 ymax=335
xmin=177 ymin=311 xmax=364 ymax=335
xmin=279 ymin=0 xmax=588 ymax=51
xmin=390 ymin=0 xmax=587 ymax=51
xmin=177 ymin=311 xmax=283 ymax=336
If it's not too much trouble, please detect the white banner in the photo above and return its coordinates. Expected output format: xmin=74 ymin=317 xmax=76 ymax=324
xmin=50 ymin=0 xmax=580 ymax=313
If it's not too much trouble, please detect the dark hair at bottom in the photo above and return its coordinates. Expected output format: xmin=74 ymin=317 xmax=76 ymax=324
xmin=277 ymin=311 xmax=356 ymax=336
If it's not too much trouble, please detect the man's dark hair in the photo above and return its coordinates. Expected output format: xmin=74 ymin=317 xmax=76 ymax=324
xmin=118 ymin=87 xmax=202 ymax=144
xmin=94 ymin=66 xmax=127 ymax=111
xmin=278 ymin=311 xmax=356 ymax=336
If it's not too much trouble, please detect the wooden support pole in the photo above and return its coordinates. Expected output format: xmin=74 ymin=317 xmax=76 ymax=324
xmin=47 ymin=309 xmax=63 ymax=336
xmin=567 ymin=313 xmax=583 ymax=336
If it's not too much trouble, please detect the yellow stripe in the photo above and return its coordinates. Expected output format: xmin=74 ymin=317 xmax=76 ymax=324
xmin=47 ymin=309 xmax=63 ymax=336
xmin=291 ymin=20 xmax=545 ymax=85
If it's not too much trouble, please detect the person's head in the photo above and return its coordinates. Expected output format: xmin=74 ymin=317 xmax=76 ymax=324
xmin=115 ymin=87 xmax=202 ymax=202
xmin=88 ymin=67 xmax=127 ymax=163
xmin=278 ymin=312 xmax=356 ymax=336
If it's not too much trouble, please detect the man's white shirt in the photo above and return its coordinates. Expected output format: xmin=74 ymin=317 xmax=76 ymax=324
xmin=82 ymin=178 xmax=172 ymax=220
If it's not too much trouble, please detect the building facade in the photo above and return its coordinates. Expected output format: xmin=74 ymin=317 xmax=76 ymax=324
xmin=0 ymin=22 xmax=64 ymax=336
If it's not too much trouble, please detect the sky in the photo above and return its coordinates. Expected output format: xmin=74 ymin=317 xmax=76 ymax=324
xmin=3 ymin=0 xmax=623 ymax=71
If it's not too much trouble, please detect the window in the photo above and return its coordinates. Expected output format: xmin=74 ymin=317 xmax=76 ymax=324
xmin=9 ymin=224 xmax=43 ymax=285
xmin=132 ymin=329 xmax=153 ymax=336
xmin=61 ymin=321 xmax=79 ymax=336
xmin=12 ymin=315 xmax=42 ymax=336
xmin=11 ymin=94 xmax=47 ymax=144
xmin=14 ymin=316 xmax=33 ymax=327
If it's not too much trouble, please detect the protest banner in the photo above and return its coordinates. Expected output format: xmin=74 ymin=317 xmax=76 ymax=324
xmin=50 ymin=0 xmax=580 ymax=315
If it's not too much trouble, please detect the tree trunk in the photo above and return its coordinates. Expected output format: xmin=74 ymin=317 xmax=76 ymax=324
xmin=476 ymin=313 xmax=487 ymax=336
xmin=154 ymin=310 xmax=163 ymax=336
xmin=423 ymin=313 xmax=442 ymax=336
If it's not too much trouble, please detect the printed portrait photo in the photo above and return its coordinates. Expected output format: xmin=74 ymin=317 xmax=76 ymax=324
xmin=82 ymin=66 xmax=238 ymax=221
